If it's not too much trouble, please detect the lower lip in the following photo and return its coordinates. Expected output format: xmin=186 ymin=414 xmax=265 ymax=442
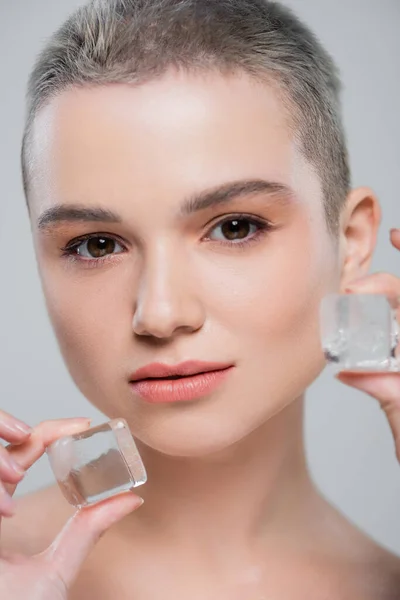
xmin=129 ymin=367 xmax=234 ymax=403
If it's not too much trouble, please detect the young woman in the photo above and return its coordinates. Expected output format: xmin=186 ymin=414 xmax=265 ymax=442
xmin=1 ymin=0 xmax=400 ymax=598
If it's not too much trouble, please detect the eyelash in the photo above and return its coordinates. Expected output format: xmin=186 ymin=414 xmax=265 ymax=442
xmin=59 ymin=214 xmax=275 ymax=269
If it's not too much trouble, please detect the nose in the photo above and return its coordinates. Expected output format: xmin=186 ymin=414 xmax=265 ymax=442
xmin=132 ymin=245 xmax=205 ymax=339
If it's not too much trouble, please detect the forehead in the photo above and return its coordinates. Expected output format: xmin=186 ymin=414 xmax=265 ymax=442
xmin=28 ymin=69 xmax=321 ymax=215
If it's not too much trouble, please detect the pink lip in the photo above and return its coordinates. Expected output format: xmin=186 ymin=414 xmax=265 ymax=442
xmin=129 ymin=360 xmax=234 ymax=403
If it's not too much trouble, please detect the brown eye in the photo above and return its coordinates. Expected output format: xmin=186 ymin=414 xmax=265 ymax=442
xmin=76 ymin=237 xmax=123 ymax=258
xmin=220 ymin=219 xmax=251 ymax=240
xmin=208 ymin=218 xmax=260 ymax=243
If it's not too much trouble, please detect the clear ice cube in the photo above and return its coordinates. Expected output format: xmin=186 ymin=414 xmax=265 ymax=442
xmin=320 ymin=293 xmax=399 ymax=373
xmin=46 ymin=418 xmax=147 ymax=508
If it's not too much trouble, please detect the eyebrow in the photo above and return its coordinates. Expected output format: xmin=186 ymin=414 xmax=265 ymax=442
xmin=37 ymin=178 xmax=296 ymax=231
xmin=179 ymin=179 xmax=295 ymax=216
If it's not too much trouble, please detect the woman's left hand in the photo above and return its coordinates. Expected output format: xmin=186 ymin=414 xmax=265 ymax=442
xmin=335 ymin=228 xmax=400 ymax=462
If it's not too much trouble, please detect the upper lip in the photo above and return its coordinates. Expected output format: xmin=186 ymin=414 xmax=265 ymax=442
xmin=129 ymin=360 xmax=233 ymax=382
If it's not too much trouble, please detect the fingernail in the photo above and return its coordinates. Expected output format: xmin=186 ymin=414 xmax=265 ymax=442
xmin=1 ymin=491 xmax=16 ymax=516
xmin=13 ymin=422 xmax=32 ymax=435
xmin=8 ymin=457 xmax=25 ymax=476
xmin=65 ymin=417 xmax=92 ymax=426
xmin=345 ymin=282 xmax=362 ymax=293
xmin=61 ymin=418 xmax=92 ymax=433
xmin=345 ymin=274 xmax=371 ymax=290
xmin=390 ymin=228 xmax=400 ymax=235
xmin=132 ymin=495 xmax=144 ymax=506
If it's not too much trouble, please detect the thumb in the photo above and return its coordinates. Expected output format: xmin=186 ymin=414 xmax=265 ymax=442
xmin=336 ymin=372 xmax=400 ymax=461
xmin=37 ymin=491 xmax=144 ymax=590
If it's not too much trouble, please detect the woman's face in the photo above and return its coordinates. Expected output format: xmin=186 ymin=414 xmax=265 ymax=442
xmin=28 ymin=70 xmax=340 ymax=456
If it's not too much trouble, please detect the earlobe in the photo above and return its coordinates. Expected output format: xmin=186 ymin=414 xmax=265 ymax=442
xmin=339 ymin=186 xmax=381 ymax=291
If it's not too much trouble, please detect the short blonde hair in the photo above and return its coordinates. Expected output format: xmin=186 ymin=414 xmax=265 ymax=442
xmin=21 ymin=0 xmax=351 ymax=235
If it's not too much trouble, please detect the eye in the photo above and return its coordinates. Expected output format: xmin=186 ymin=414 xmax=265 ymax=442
xmin=206 ymin=216 xmax=268 ymax=244
xmin=63 ymin=235 xmax=125 ymax=260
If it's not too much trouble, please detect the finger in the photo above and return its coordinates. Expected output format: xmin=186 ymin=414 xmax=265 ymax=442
xmin=344 ymin=272 xmax=400 ymax=317
xmin=0 ymin=445 xmax=25 ymax=484
xmin=390 ymin=228 xmax=400 ymax=251
xmin=0 ymin=479 xmax=16 ymax=517
xmin=0 ymin=409 xmax=32 ymax=445
xmin=336 ymin=372 xmax=400 ymax=461
xmin=38 ymin=491 xmax=144 ymax=589
xmin=3 ymin=418 xmax=92 ymax=497
xmin=345 ymin=272 xmax=400 ymax=297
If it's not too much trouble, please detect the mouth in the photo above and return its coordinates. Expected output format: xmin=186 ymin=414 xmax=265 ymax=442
xmin=144 ymin=373 xmax=196 ymax=381
xmin=128 ymin=361 xmax=234 ymax=403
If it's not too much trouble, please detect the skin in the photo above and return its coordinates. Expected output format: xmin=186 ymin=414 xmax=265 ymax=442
xmin=1 ymin=69 xmax=400 ymax=599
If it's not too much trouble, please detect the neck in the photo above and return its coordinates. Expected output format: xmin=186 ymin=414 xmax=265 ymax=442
xmin=120 ymin=395 xmax=320 ymax=555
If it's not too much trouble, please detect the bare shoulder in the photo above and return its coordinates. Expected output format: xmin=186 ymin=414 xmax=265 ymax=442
xmin=1 ymin=484 xmax=75 ymax=556
xmin=319 ymin=501 xmax=400 ymax=599
xmin=362 ymin=546 xmax=400 ymax=599
xmin=339 ymin=542 xmax=400 ymax=599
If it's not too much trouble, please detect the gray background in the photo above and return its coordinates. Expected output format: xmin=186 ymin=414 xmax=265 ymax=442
xmin=1 ymin=0 xmax=399 ymax=553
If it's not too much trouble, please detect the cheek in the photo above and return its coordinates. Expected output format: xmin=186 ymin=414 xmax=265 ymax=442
xmin=203 ymin=228 xmax=336 ymax=375
xmin=40 ymin=268 xmax=128 ymax=383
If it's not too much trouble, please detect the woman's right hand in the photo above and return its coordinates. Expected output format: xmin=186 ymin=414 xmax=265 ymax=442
xmin=0 ymin=409 xmax=144 ymax=599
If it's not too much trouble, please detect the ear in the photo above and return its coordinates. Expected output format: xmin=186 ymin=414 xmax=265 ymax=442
xmin=338 ymin=186 xmax=381 ymax=292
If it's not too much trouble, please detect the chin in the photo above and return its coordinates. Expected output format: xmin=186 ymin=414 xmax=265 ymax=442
xmin=128 ymin=410 xmax=265 ymax=459
xmin=137 ymin=435 xmax=246 ymax=459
